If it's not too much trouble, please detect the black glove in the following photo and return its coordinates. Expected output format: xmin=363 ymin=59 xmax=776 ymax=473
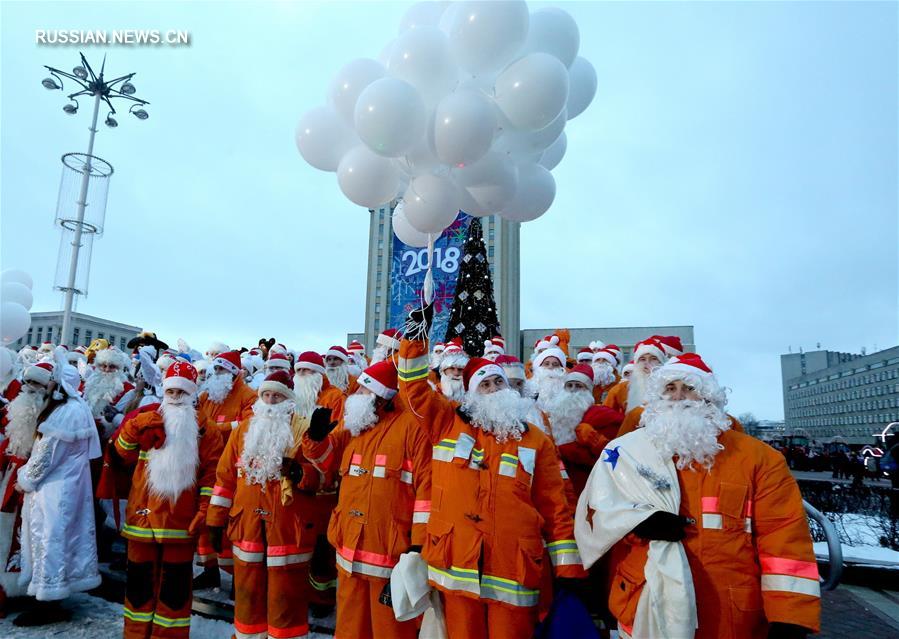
xmin=208 ymin=525 xmax=224 ymax=554
xmin=281 ymin=457 xmax=304 ymax=484
xmin=406 ymin=302 xmax=434 ymax=339
xmin=307 ymin=407 xmax=338 ymax=442
xmin=407 ymin=545 xmax=422 ymax=554
xmin=768 ymin=623 xmax=809 ymax=639
xmin=632 ymin=511 xmax=690 ymax=542
xmin=378 ymin=580 xmax=393 ymax=607
xmin=103 ymin=404 xmax=119 ymax=422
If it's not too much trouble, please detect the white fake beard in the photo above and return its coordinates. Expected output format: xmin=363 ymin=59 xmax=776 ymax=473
xmin=592 ymin=362 xmax=616 ymax=388
xmin=5 ymin=388 xmax=47 ymax=458
xmin=429 ymin=353 xmax=443 ymax=370
xmin=147 ymin=398 xmax=200 ymax=501
xmin=527 ymin=367 xmax=565 ymax=410
xmin=626 ymin=367 xmax=653 ymax=411
xmin=293 ymin=372 xmax=324 ymax=418
xmin=343 ymin=393 xmax=379 ymax=437
xmin=83 ymin=369 xmax=126 ymax=417
xmin=641 ymin=399 xmax=732 ymax=471
xmin=440 ymin=375 xmax=465 ymax=402
xmin=240 ymin=399 xmax=297 ymax=488
xmin=326 ymin=364 xmax=349 ymax=392
xmin=204 ymin=372 xmax=234 ymax=404
xmin=370 ymin=345 xmax=389 ymax=364
xmin=545 ymin=389 xmax=594 ymax=446
xmin=462 ymin=388 xmax=529 ymax=444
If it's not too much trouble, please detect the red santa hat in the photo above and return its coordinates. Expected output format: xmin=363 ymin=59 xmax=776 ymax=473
xmin=534 ymin=346 xmax=566 ymax=369
xmin=258 ymin=369 xmax=296 ymax=402
xmin=376 ymin=328 xmax=403 ymax=351
xmin=463 ymin=358 xmax=508 ymax=392
xmin=348 ymin=340 xmax=365 ymax=355
xmin=589 ymin=340 xmax=605 ymax=352
xmin=433 ymin=343 xmax=446 ymax=354
xmin=38 ymin=341 xmax=55 ymax=353
xmin=163 ymin=361 xmax=199 ymax=395
xmin=654 ymin=353 xmax=724 ymax=405
xmin=576 ymin=347 xmax=593 ymax=363
xmin=294 ymin=351 xmax=325 ymax=375
xmin=652 ymin=335 xmax=685 ymax=357
xmin=565 ymin=364 xmax=595 ymax=389
xmin=212 ymin=350 xmax=242 ymax=376
xmin=325 ymin=346 xmax=350 ymax=363
xmin=265 ymin=352 xmax=292 ymax=371
xmin=633 ymin=339 xmax=666 ymax=363
xmin=592 ymin=348 xmax=618 ymax=367
xmin=604 ymin=344 xmax=623 ymax=365
xmin=357 ymin=360 xmax=398 ymax=399
xmin=663 ymin=353 xmax=712 ymax=378
xmin=496 ymin=354 xmax=526 ymax=381
xmin=535 ymin=334 xmax=560 ymax=353
xmin=622 ymin=361 xmax=635 ymax=376
xmin=483 ymin=336 xmax=505 ymax=357
xmin=439 ymin=351 xmax=470 ymax=373
xmin=24 ymin=361 xmax=54 ymax=386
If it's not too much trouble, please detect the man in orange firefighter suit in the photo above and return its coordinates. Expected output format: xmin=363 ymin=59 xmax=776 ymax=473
xmin=113 ymin=361 xmax=223 ymax=639
xmin=590 ymin=347 xmax=620 ymax=404
xmin=302 ymin=359 xmax=432 ymax=639
xmin=603 ymin=338 xmax=666 ymax=415
xmin=194 ymin=350 xmax=257 ymax=588
xmin=397 ymin=306 xmax=586 ymax=639
xmin=576 ymin=353 xmax=820 ymax=638
xmin=206 ymin=370 xmax=322 ymax=639
xmin=293 ymin=350 xmax=347 ymax=615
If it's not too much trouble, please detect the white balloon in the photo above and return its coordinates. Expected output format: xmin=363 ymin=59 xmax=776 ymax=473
xmin=403 ymin=174 xmax=461 ymax=233
xmin=399 ymin=1 xmax=451 ymax=34
xmin=388 ymin=26 xmax=458 ymax=105
xmin=494 ymin=107 xmax=566 ymax=156
xmin=295 ymin=106 xmax=358 ymax=172
xmin=494 ymin=53 xmax=569 ymax=130
xmin=392 ymin=202 xmax=431 ymax=247
xmin=453 ymin=150 xmax=518 ymax=214
xmin=337 ymin=145 xmax=402 ymax=208
xmin=328 ymin=58 xmax=386 ymax=125
xmin=354 ymin=77 xmax=427 ymax=157
xmin=443 ymin=1 xmax=530 ymax=74
xmin=433 ymin=90 xmax=497 ymax=167
xmin=539 ymin=132 xmax=567 ymax=171
xmin=567 ymin=56 xmax=598 ymax=119
xmin=1 ymin=302 xmax=31 ymax=345
xmin=378 ymin=40 xmax=395 ymax=66
xmin=1 ymin=270 xmax=33 ymax=290
xmin=2 ymin=282 xmax=33 ymax=310
xmin=499 ymin=163 xmax=555 ymax=222
xmin=520 ymin=8 xmax=580 ymax=68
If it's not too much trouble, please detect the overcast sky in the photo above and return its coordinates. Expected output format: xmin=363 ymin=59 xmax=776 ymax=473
xmin=2 ymin=1 xmax=896 ymax=420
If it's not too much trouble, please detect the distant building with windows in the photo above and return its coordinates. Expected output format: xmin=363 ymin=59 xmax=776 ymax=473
xmin=781 ymin=346 xmax=899 ymax=445
xmin=13 ymin=311 xmax=141 ymax=351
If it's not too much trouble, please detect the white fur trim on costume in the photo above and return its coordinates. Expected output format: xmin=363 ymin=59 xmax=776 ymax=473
xmin=325 ymin=349 xmax=349 ymax=363
xmin=634 ymin=342 xmax=666 ymax=363
xmin=565 ymin=370 xmax=594 ymax=388
xmin=212 ymin=355 xmax=240 ymax=376
xmin=162 ymin=376 xmax=198 ymax=395
xmin=534 ymin=347 xmax=566 ymax=369
xmin=593 ymin=351 xmax=617 ymax=367
xmin=294 ymin=361 xmax=325 ymax=375
xmin=439 ymin=353 xmax=469 ymax=372
xmin=376 ymin=333 xmax=401 ymax=351
xmin=357 ymin=373 xmax=396 ymax=400
xmin=258 ymin=380 xmax=296 ymax=402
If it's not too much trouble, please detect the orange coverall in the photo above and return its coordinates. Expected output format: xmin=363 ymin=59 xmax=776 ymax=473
xmin=606 ymin=430 xmax=820 ymax=637
xmin=602 ymin=379 xmax=629 ymax=414
xmin=302 ymin=405 xmax=432 ymax=639
xmin=114 ymin=410 xmax=223 ymax=639
xmin=398 ymin=339 xmax=585 ymax=639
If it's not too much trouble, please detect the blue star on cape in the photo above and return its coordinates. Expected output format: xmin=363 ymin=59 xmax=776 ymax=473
xmin=603 ymin=446 xmax=621 ymax=470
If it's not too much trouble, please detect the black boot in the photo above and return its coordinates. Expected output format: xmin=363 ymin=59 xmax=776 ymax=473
xmin=12 ymin=600 xmax=72 ymax=626
xmin=192 ymin=566 xmax=221 ymax=591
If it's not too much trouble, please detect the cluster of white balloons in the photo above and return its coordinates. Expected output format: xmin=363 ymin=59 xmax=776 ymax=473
xmin=1 ymin=270 xmax=34 ymax=345
xmin=295 ymin=1 xmax=597 ymax=247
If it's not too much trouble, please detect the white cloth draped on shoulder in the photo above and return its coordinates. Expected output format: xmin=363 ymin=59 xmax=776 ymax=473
xmin=574 ymin=428 xmax=697 ymax=639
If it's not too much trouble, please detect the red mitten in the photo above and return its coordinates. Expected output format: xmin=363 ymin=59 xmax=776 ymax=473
xmin=138 ymin=425 xmax=166 ymax=451
xmin=575 ymin=423 xmax=608 ymax=456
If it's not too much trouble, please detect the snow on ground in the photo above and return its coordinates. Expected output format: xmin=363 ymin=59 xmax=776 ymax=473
xmin=0 ymin=592 xmax=334 ymax=638
xmin=815 ymin=542 xmax=899 ymax=568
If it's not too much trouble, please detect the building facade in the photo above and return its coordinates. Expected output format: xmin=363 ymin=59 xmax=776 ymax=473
xmin=520 ymin=326 xmax=695 ymax=363
xmin=13 ymin=311 xmax=141 ymax=351
xmin=361 ymin=203 xmax=520 ymax=354
xmin=781 ymin=347 xmax=899 ymax=445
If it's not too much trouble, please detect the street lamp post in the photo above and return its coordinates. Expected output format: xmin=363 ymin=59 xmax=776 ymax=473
xmin=42 ymin=52 xmax=150 ymax=346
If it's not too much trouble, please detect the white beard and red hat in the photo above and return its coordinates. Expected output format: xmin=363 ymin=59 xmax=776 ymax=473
xmin=17 ymin=346 xmax=40 ymax=368
xmin=526 ymin=346 xmax=567 ymax=409
xmin=347 ymin=341 xmax=367 ymax=376
xmin=292 ymin=351 xmax=327 ymax=418
xmin=544 ymin=364 xmax=595 ymax=446
xmin=576 ymin=348 xmax=593 ymax=365
xmin=204 ymin=350 xmax=242 ymax=404
xmin=626 ymin=338 xmax=668 ymax=412
xmin=460 ymin=358 xmax=531 ymax=444
xmin=147 ymin=362 xmax=201 ymax=501
xmin=371 ymin=328 xmax=402 ymax=364
xmin=430 ymin=342 xmax=446 ymax=371
xmin=438 ymin=347 xmax=469 ymax=403
xmin=84 ymin=348 xmax=131 ymax=418
xmin=639 ymin=353 xmax=730 ymax=471
xmin=324 ymin=345 xmax=352 ymax=392
xmin=343 ymin=360 xmax=398 ymax=437
xmin=483 ymin=336 xmax=505 ymax=362
xmin=650 ymin=335 xmax=685 ymax=358
xmin=592 ymin=348 xmax=619 ymax=388
xmin=240 ymin=370 xmax=297 ymax=487
xmin=4 ymin=362 xmax=54 ymax=459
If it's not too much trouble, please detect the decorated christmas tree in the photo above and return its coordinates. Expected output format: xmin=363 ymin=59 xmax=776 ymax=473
xmin=444 ymin=218 xmax=501 ymax=357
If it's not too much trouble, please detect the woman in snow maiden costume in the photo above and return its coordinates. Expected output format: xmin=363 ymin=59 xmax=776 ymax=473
xmin=14 ymin=349 xmax=102 ymax=627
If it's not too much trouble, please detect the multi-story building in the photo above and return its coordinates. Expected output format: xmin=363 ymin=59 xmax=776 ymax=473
xmin=361 ymin=203 xmax=520 ymax=354
xmin=520 ymin=326 xmax=695 ymax=363
xmin=781 ymin=346 xmax=899 ymax=445
xmin=12 ymin=311 xmax=141 ymax=351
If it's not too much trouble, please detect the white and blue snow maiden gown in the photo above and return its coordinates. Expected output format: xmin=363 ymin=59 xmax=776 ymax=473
xmin=17 ymin=362 xmax=102 ymax=601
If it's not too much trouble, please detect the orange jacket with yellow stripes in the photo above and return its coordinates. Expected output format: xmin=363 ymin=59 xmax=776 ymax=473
xmin=206 ymin=417 xmax=322 ymax=567
xmin=302 ymin=404 xmax=432 ymax=581
xmin=608 ymin=429 xmax=820 ymax=637
xmin=196 ymin=376 xmax=258 ymax=447
xmin=398 ymin=339 xmax=586 ymax=608
xmin=114 ymin=409 xmax=223 ymax=544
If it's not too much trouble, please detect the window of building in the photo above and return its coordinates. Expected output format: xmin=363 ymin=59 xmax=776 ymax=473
xmin=85 ymin=330 xmax=92 ymax=344
xmin=36 ymin=327 xmax=43 ymax=342
xmin=98 ymin=332 xmax=104 ymax=339
xmin=120 ymin=337 xmax=126 ymax=350
xmin=73 ymin=327 xmax=80 ymax=344
xmin=109 ymin=334 xmax=115 ymax=347
xmin=47 ymin=327 xmax=53 ymax=342
xmin=26 ymin=328 xmax=32 ymax=344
